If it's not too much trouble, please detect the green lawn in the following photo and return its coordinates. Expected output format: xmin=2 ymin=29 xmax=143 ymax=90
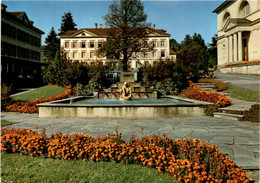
xmin=225 ymin=84 xmax=260 ymax=102
xmin=1 ymin=120 xmax=15 ymax=127
xmin=1 ymin=153 xmax=177 ymax=183
xmin=12 ymin=85 xmax=66 ymax=102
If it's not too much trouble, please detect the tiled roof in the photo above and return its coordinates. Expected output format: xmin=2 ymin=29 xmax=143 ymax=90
xmin=60 ymin=28 xmax=170 ymax=37
xmin=169 ymin=48 xmax=180 ymax=55
xmin=9 ymin=11 xmax=24 ymax=17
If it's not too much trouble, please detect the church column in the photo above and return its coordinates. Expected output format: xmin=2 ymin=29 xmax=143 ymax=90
xmin=234 ymin=33 xmax=238 ymax=61
xmin=229 ymin=35 xmax=233 ymax=62
xmin=225 ymin=37 xmax=229 ymax=63
xmin=238 ymin=31 xmax=242 ymax=61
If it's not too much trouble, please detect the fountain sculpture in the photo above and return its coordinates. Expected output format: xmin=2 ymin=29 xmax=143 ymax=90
xmin=119 ymin=82 xmax=132 ymax=100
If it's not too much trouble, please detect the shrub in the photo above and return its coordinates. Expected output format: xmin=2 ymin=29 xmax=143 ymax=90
xmin=6 ymin=86 xmax=73 ymax=113
xmin=1 ymin=84 xmax=15 ymax=111
xmin=138 ymin=59 xmax=188 ymax=94
xmin=198 ymin=78 xmax=229 ymax=91
xmin=244 ymin=104 xmax=260 ymax=123
xmin=1 ymin=127 xmax=253 ymax=182
xmin=204 ymin=105 xmax=219 ymax=116
xmin=75 ymin=79 xmax=99 ymax=96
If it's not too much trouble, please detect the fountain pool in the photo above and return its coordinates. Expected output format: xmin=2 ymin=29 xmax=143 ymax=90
xmin=37 ymin=96 xmax=213 ymax=118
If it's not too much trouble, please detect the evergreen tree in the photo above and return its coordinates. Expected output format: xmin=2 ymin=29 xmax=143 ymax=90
xmin=43 ymin=27 xmax=60 ymax=62
xmin=97 ymin=0 xmax=151 ymax=71
xmin=170 ymin=38 xmax=180 ymax=51
xmin=177 ymin=33 xmax=211 ymax=81
xmin=208 ymin=34 xmax=218 ymax=67
xmin=59 ymin=11 xmax=77 ymax=35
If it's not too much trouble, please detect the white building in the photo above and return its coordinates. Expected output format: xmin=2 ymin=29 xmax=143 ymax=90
xmin=59 ymin=24 xmax=176 ymax=70
xmin=213 ymin=0 xmax=260 ymax=66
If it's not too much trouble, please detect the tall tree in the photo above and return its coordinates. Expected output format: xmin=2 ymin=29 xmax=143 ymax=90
xmin=43 ymin=27 xmax=60 ymax=62
xmin=97 ymin=0 xmax=151 ymax=71
xmin=208 ymin=34 xmax=218 ymax=67
xmin=170 ymin=38 xmax=180 ymax=51
xmin=177 ymin=33 xmax=211 ymax=81
xmin=59 ymin=11 xmax=77 ymax=35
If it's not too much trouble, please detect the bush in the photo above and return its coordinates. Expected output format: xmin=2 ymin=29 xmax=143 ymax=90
xmin=138 ymin=59 xmax=188 ymax=94
xmin=1 ymin=127 xmax=253 ymax=182
xmin=198 ymin=78 xmax=229 ymax=91
xmin=1 ymin=84 xmax=15 ymax=111
xmin=244 ymin=104 xmax=260 ymax=123
xmin=75 ymin=79 xmax=99 ymax=96
xmin=204 ymin=105 xmax=219 ymax=116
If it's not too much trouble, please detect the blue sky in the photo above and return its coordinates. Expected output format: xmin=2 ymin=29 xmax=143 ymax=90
xmin=3 ymin=1 xmax=223 ymax=45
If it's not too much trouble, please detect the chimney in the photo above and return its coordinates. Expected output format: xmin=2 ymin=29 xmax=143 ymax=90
xmin=153 ymin=24 xmax=156 ymax=30
xmin=95 ymin=23 xmax=98 ymax=28
xmin=100 ymin=24 xmax=103 ymax=28
xmin=1 ymin=3 xmax=7 ymax=11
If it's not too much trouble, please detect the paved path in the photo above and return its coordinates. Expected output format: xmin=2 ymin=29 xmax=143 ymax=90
xmin=216 ymin=73 xmax=260 ymax=91
xmin=1 ymin=112 xmax=259 ymax=171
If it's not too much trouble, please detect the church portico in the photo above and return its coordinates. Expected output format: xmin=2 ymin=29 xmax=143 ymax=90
xmin=213 ymin=0 xmax=260 ymax=74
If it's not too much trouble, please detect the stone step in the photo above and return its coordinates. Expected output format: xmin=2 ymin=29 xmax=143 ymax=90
xmin=218 ymin=108 xmax=244 ymax=115
xmin=195 ymin=83 xmax=216 ymax=87
xmin=200 ymin=88 xmax=217 ymax=91
xmin=213 ymin=112 xmax=245 ymax=121
xmin=217 ymin=92 xmax=232 ymax=96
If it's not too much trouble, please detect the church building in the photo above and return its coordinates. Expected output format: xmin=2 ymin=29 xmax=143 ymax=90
xmin=213 ymin=0 xmax=260 ymax=68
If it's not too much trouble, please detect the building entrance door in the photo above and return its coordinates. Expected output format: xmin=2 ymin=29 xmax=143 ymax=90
xmin=242 ymin=38 xmax=248 ymax=61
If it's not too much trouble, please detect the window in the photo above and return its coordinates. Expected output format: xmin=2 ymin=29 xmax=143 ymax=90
xmin=152 ymin=41 xmax=157 ymax=48
xmin=223 ymin=12 xmax=230 ymax=26
xmin=90 ymin=42 xmax=94 ymax=48
xmin=98 ymin=42 xmax=103 ymax=48
xmin=90 ymin=52 xmax=94 ymax=58
xmin=152 ymin=51 xmax=156 ymax=58
xmin=65 ymin=42 xmax=69 ymax=48
xmin=243 ymin=2 xmax=250 ymax=16
xmin=160 ymin=40 xmax=165 ymax=47
xmin=65 ymin=52 xmax=69 ymax=58
xmin=81 ymin=42 xmax=86 ymax=48
xmin=73 ymin=52 xmax=77 ymax=58
xmin=81 ymin=33 xmax=86 ymax=36
xmin=81 ymin=52 xmax=85 ymax=58
xmin=72 ymin=42 xmax=77 ymax=48
xmin=161 ymin=51 xmax=165 ymax=57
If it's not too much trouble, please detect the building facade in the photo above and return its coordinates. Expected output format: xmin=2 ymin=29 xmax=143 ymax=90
xmin=213 ymin=0 xmax=260 ymax=66
xmin=59 ymin=24 xmax=176 ymax=70
xmin=1 ymin=3 xmax=45 ymax=87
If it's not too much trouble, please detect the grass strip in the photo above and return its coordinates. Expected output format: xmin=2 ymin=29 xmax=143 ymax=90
xmin=1 ymin=120 xmax=15 ymax=127
xmin=12 ymin=85 xmax=66 ymax=102
xmin=1 ymin=153 xmax=176 ymax=183
xmin=225 ymin=84 xmax=260 ymax=102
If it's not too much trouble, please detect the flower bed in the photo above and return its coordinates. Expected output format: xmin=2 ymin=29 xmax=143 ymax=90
xmin=224 ymin=60 xmax=260 ymax=68
xmin=1 ymin=127 xmax=253 ymax=182
xmin=181 ymin=81 xmax=231 ymax=107
xmin=6 ymin=86 xmax=73 ymax=113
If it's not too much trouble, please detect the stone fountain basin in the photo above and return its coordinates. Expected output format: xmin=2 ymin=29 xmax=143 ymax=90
xmin=37 ymin=96 xmax=213 ymax=118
